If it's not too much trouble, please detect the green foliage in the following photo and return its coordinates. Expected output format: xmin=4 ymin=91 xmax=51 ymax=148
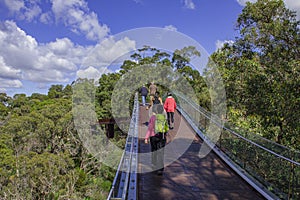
xmin=48 ymin=84 xmax=64 ymax=99
xmin=172 ymin=46 xmax=200 ymax=70
xmin=211 ymin=0 xmax=300 ymax=149
xmin=121 ymin=45 xmax=209 ymax=109
xmin=96 ymin=73 xmax=121 ymax=119
xmin=0 ymin=93 xmax=11 ymax=120
xmin=0 ymin=84 xmax=111 ymax=199
xmin=29 ymin=93 xmax=48 ymax=101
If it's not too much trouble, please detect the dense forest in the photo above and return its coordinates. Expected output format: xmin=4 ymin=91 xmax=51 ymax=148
xmin=0 ymin=0 xmax=299 ymax=199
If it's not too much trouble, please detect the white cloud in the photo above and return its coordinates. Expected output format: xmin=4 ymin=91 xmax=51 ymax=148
xmin=0 ymin=20 xmax=81 ymax=90
xmin=236 ymin=0 xmax=256 ymax=6
xmin=83 ymin=36 xmax=136 ymax=68
xmin=22 ymin=3 xmax=42 ymax=21
xmin=0 ymin=20 xmax=136 ymax=93
xmin=164 ymin=25 xmax=177 ymax=32
xmin=285 ymin=0 xmax=300 ymax=9
xmin=183 ymin=0 xmax=195 ymax=10
xmin=40 ymin=12 xmax=53 ymax=24
xmin=0 ymin=56 xmax=22 ymax=79
xmin=76 ymin=66 xmax=111 ymax=80
xmin=3 ymin=0 xmax=24 ymax=13
xmin=215 ymin=40 xmax=234 ymax=50
xmin=35 ymin=52 xmax=77 ymax=71
xmin=3 ymin=0 xmax=42 ymax=22
xmin=0 ymin=21 xmax=39 ymax=70
xmin=24 ymin=69 xmax=70 ymax=82
xmin=2 ymin=0 xmax=111 ymax=40
xmin=0 ymin=78 xmax=22 ymax=88
xmin=0 ymin=1 xmax=136 ymax=93
xmin=51 ymin=0 xmax=110 ymax=41
xmin=284 ymin=0 xmax=300 ymax=20
xmin=48 ymin=38 xmax=76 ymax=54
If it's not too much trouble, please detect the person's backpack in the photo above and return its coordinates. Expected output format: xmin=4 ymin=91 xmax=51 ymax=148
xmin=155 ymin=114 xmax=169 ymax=139
xmin=153 ymin=96 xmax=160 ymax=105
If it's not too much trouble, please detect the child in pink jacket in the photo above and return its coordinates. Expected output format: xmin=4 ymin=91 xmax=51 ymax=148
xmin=144 ymin=114 xmax=156 ymax=143
xmin=144 ymin=105 xmax=167 ymax=175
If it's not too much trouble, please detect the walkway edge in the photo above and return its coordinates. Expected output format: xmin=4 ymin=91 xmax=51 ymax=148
xmin=177 ymin=106 xmax=280 ymax=200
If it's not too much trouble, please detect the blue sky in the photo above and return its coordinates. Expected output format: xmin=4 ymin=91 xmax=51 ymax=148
xmin=0 ymin=0 xmax=299 ymax=97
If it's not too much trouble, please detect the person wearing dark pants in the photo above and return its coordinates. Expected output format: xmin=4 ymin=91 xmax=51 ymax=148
xmin=140 ymin=85 xmax=148 ymax=106
xmin=163 ymin=92 xmax=177 ymax=129
xmin=145 ymin=105 xmax=168 ymax=175
xmin=166 ymin=112 xmax=174 ymax=128
xmin=150 ymin=133 xmax=166 ymax=174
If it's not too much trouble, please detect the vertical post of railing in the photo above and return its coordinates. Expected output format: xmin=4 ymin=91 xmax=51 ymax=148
xmin=288 ymin=151 xmax=296 ymax=199
xmin=290 ymin=163 xmax=295 ymax=199
xmin=219 ymin=129 xmax=222 ymax=150
xmin=119 ymin=133 xmax=134 ymax=199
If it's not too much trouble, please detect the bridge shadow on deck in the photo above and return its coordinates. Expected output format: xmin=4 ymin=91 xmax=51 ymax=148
xmin=138 ymin=105 xmax=265 ymax=200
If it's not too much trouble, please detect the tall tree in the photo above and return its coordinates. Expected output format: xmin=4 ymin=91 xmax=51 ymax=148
xmin=48 ymin=85 xmax=64 ymax=99
xmin=211 ymin=0 xmax=300 ymax=147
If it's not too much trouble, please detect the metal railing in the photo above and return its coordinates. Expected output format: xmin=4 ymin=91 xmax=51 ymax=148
xmin=107 ymin=93 xmax=139 ymax=200
xmin=175 ymin=91 xmax=300 ymax=200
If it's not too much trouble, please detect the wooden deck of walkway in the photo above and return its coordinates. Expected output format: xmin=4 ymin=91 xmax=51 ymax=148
xmin=137 ymin=105 xmax=265 ymax=200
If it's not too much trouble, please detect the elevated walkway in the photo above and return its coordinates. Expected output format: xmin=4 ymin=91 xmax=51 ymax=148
xmin=138 ymin=106 xmax=265 ymax=200
xmin=107 ymin=93 xmax=299 ymax=200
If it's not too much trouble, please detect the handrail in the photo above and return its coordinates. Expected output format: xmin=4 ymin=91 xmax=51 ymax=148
xmin=107 ymin=93 xmax=139 ymax=200
xmin=177 ymin=106 xmax=278 ymax=200
xmin=222 ymin=125 xmax=300 ymax=166
xmin=174 ymin=91 xmax=300 ymax=163
xmin=174 ymin=91 xmax=300 ymax=199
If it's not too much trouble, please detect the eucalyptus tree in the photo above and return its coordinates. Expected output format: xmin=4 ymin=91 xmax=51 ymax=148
xmin=211 ymin=0 xmax=300 ymax=147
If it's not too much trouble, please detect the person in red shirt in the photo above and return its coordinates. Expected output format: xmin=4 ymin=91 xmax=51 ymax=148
xmin=163 ymin=92 xmax=177 ymax=129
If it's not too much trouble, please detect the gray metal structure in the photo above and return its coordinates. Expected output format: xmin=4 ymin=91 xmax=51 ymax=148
xmin=107 ymin=93 xmax=139 ymax=200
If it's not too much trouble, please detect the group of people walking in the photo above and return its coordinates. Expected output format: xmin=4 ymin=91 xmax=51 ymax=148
xmin=140 ymin=82 xmax=177 ymax=129
xmin=140 ymin=82 xmax=177 ymax=175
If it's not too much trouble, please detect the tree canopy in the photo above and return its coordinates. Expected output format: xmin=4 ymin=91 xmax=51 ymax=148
xmin=211 ymin=0 xmax=300 ymax=148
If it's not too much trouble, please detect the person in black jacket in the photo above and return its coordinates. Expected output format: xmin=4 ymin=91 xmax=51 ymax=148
xmin=140 ymin=85 xmax=148 ymax=106
xmin=147 ymin=91 xmax=162 ymax=110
